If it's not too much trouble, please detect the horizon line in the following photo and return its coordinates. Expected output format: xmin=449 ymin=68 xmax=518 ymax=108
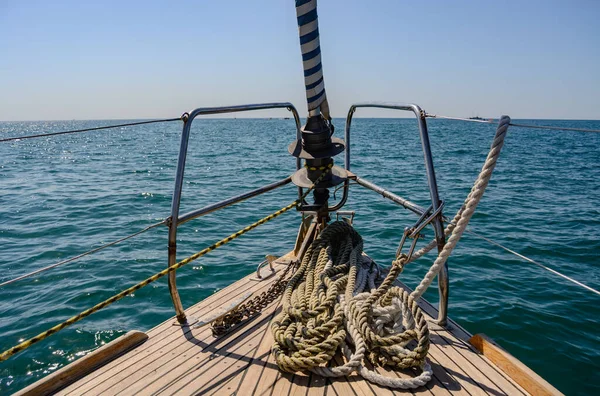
xmin=2 ymin=117 xmax=600 ymax=123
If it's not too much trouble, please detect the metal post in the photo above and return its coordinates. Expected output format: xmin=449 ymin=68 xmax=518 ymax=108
xmin=166 ymin=103 xmax=302 ymax=324
xmin=345 ymin=107 xmax=354 ymax=171
xmin=345 ymin=103 xmax=449 ymax=325
xmin=321 ymin=107 xmax=353 ymax=212
xmin=289 ymin=107 xmax=304 ymax=202
xmin=168 ymin=115 xmax=192 ymax=324
xmin=414 ymin=109 xmax=448 ymax=326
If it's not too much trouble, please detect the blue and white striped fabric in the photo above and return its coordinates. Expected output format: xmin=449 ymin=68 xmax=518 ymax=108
xmin=296 ymin=0 xmax=330 ymax=119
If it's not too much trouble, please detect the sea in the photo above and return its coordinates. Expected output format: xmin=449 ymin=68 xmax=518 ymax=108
xmin=0 ymin=117 xmax=598 ymax=394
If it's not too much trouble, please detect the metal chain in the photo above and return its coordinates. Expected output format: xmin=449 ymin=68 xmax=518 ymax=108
xmin=210 ymin=167 xmax=333 ymax=336
xmin=211 ymin=260 xmax=299 ymax=336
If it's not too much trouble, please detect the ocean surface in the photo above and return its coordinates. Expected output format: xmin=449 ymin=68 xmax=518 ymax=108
xmin=0 ymin=117 xmax=598 ymax=395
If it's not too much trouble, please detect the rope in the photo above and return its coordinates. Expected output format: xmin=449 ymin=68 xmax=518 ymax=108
xmin=0 ymin=168 xmax=331 ymax=362
xmin=269 ymin=116 xmax=512 ymax=388
xmin=402 ymin=114 xmax=597 ymax=300
xmin=509 ymin=122 xmax=600 ymax=134
xmin=0 ymin=117 xmax=182 ymax=143
xmin=425 ymin=113 xmax=600 ymax=134
xmin=0 ymin=220 xmax=166 ymax=289
xmin=352 ymin=126 xmax=600 ymax=299
xmin=271 ymin=221 xmax=432 ymax=389
xmin=407 ymin=116 xmax=511 ymax=298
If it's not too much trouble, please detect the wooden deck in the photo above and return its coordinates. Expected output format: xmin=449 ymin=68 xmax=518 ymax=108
xmin=42 ymin=259 xmax=548 ymax=395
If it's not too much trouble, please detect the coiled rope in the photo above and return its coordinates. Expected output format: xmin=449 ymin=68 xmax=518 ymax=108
xmin=0 ymin=167 xmax=331 ymax=362
xmin=270 ymin=116 xmax=512 ymax=388
xmin=272 ymin=221 xmax=432 ymax=388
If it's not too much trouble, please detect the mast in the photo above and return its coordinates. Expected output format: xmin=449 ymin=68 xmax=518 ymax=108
xmin=288 ymin=0 xmax=346 ymax=225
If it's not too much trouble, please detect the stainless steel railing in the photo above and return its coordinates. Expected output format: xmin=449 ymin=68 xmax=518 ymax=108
xmin=344 ymin=103 xmax=449 ymax=325
xmin=167 ymin=101 xmax=448 ymax=325
xmin=168 ymin=103 xmax=303 ymax=324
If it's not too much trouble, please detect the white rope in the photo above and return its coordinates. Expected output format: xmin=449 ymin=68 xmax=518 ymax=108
xmin=410 ymin=115 xmax=511 ymax=299
xmin=310 ymin=256 xmax=432 ymax=389
xmin=386 ymin=119 xmax=600 ymax=299
xmin=399 ymin=114 xmax=600 ymax=300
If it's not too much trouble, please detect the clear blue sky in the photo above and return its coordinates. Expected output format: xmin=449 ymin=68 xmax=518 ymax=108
xmin=1 ymin=0 xmax=599 ymax=120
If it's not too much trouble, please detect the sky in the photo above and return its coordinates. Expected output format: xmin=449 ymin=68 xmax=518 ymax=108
xmin=0 ymin=0 xmax=599 ymax=120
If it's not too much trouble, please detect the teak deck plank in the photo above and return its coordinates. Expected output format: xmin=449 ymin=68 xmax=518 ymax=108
xmin=417 ymin=300 xmax=528 ymax=396
xmin=53 ymin=260 xmax=542 ymax=396
xmin=59 ymin=269 xmax=275 ymax=396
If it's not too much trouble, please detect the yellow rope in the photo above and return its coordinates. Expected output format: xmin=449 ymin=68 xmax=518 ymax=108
xmin=0 ymin=169 xmax=331 ymax=362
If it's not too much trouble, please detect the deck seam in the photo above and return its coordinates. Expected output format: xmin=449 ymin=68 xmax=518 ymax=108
xmin=429 ymin=331 xmax=499 ymax=395
xmin=398 ymin=283 xmax=528 ymax=395
xmin=427 ymin=345 xmax=475 ymax=395
xmin=431 ymin=320 xmax=527 ymax=395
xmin=231 ymin=306 xmax=281 ymax=396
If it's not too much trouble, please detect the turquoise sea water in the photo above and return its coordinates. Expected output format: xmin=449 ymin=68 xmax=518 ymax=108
xmin=0 ymin=117 xmax=598 ymax=394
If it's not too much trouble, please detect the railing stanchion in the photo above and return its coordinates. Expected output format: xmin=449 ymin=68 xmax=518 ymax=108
xmin=345 ymin=102 xmax=448 ymax=325
xmin=166 ymin=102 xmax=302 ymax=324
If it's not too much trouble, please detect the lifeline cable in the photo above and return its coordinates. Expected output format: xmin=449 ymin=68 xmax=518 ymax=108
xmin=425 ymin=113 xmax=600 ymax=133
xmin=0 ymin=220 xmax=166 ymax=289
xmin=0 ymin=117 xmax=182 ymax=143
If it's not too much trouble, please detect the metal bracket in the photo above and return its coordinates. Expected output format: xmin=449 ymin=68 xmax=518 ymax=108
xmin=336 ymin=210 xmax=355 ymax=225
xmin=395 ymin=201 xmax=444 ymax=262
xmin=250 ymin=255 xmax=278 ymax=281
xmin=395 ymin=227 xmax=422 ymax=262
xmin=409 ymin=201 xmax=444 ymax=238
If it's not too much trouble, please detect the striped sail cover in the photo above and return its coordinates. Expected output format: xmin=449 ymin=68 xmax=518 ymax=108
xmin=296 ymin=0 xmax=330 ymax=119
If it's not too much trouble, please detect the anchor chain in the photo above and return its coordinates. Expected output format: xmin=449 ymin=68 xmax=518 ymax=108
xmin=211 ymin=167 xmax=333 ymax=336
xmin=211 ymin=260 xmax=299 ymax=336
